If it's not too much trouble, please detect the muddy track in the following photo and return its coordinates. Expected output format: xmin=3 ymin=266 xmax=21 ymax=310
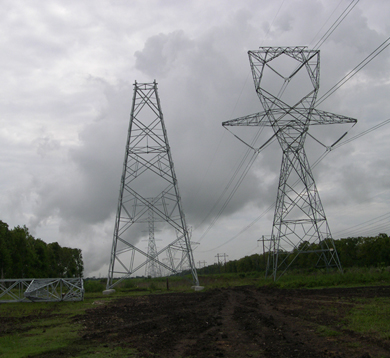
xmin=79 ymin=285 xmax=390 ymax=358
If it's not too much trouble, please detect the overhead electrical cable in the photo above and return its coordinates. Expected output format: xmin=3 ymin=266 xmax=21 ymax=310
xmin=195 ymin=0 xmax=387 ymax=250
xmin=192 ymin=81 xmax=256 ymax=229
xmin=207 ymin=113 xmax=388 ymax=253
xmin=316 ymin=36 xmax=390 ymax=106
xmin=285 ymin=0 xmax=359 ymax=85
xmin=332 ymin=211 xmax=390 ymax=236
xmin=195 ymin=126 xmax=264 ymax=231
xmin=262 ymin=0 xmax=287 ymax=44
xmin=197 ymin=119 xmax=282 ymax=241
xmin=191 ymin=130 xmax=227 ymax=199
xmin=312 ymin=0 xmax=360 ymax=50
xmin=197 ymin=150 xmax=259 ymax=242
xmin=345 ymin=223 xmax=390 ymax=238
xmin=332 ymin=212 xmax=390 ymax=238
xmin=198 ymin=203 xmax=274 ymax=253
xmin=332 ymin=118 xmax=390 ymax=149
xmin=195 ymin=0 xmax=289 ymax=236
xmin=244 ymin=245 xmax=262 ymax=257
xmin=308 ymin=0 xmax=344 ymax=47
xmin=203 ymin=83 xmax=390 ymax=251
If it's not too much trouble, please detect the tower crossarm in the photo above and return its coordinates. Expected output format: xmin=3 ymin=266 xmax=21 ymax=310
xmin=310 ymin=109 xmax=357 ymax=125
xmin=222 ymin=108 xmax=357 ymax=128
xmin=222 ymin=112 xmax=270 ymax=127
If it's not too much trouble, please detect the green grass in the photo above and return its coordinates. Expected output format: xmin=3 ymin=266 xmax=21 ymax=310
xmin=0 ymin=330 xmax=137 ymax=358
xmin=1 ymin=270 xmax=390 ymax=357
xmin=0 ymin=322 xmax=80 ymax=357
xmin=0 ymin=294 xmax=139 ymax=358
xmin=0 ymin=277 xmax=193 ymax=358
xmin=86 ymin=266 xmax=390 ymax=294
xmin=0 ymin=289 xmax=136 ymax=357
xmin=346 ymin=297 xmax=390 ymax=339
xmin=252 ymin=266 xmax=390 ymax=289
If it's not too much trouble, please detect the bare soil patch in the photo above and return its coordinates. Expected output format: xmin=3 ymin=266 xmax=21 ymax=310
xmin=78 ymin=285 xmax=390 ymax=358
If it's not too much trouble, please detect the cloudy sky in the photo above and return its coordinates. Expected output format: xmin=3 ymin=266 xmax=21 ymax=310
xmin=1 ymin=0 xmax=390 ymax=277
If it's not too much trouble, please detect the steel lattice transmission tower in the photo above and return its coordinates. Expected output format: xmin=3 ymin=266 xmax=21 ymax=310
xmin=223 ymin=47 xmax=357 ymax=280
xmin=106 ymin=81 xmax=199 ymax=289
xmin=144 ymin=198 xmax=162 ymax=278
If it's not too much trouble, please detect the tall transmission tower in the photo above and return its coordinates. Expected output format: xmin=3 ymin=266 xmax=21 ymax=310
xmin=144 ymin=198 xmax=162 ymax=278
xmin=106 ymin=81 xmax=199 ymax=289
xmin=223 ymin=47 xmax=357 ymax=280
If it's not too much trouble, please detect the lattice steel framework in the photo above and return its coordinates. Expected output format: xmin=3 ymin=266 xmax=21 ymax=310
xmin=0 ymin=278 xmax=84 ymax=303
xmin=107 ymin=81 xmax=199 ymax=289
xmin=223 ymin=47 xmax=357 ymax=280
xmin=145 ymin=198 xmax=162 ymax=278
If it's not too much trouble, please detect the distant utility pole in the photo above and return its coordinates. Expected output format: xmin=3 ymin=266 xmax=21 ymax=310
xmin=215 ymin=253 xmax=228 ymax=266
xmin=197 ymin=261 xmax=207 ymax=268
xmin=258 ymin=235 xmax=273 ymax=276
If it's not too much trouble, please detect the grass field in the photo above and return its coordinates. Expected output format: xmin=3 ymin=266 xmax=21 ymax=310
xmin=0 ymin=268 xmax=389 ymax=358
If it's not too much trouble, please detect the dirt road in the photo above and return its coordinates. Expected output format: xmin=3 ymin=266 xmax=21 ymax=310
xmin=80 ymin=285 xmax=390 ymax=358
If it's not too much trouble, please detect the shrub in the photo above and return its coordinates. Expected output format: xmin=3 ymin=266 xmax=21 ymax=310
xmin=84 ymin=280 xmax=105 ymax=293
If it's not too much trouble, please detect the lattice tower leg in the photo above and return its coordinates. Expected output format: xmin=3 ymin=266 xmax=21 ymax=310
xmin=268 ymin=144 xmax=343 ymax=280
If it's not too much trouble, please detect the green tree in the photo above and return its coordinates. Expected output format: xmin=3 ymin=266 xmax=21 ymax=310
xmin=0 ymin=221 xmax=12 ymax=279
xmin=33 ymin=239 xmax=49 ymax=277
xmin=0 ymin=221 xmax=84 ymax=279
xmin=9 ymin=226 xmax=37 ymax=278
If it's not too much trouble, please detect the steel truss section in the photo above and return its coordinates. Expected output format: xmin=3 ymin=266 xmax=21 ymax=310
xmin=0 ymin=278 xmax=84 ymax=303
xmin=144 ymin=198 xmax=163 ymax=278
xmin=223 ymin=47 xmax=357 ymax=280
xmin=106 ymin=81 xmax=199 ymax=289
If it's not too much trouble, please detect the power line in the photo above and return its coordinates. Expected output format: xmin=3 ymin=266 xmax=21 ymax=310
xmin=262 ymin=0 xmax=287 ymax=45
xmin=308 ymin=0 xmax=344 ymax=47
xmin=198 ymin=121 xmax=280 ymax=241
xmin=199 ymin=114 xmax=390 ymax=253
xmin=195 ymin=128 xmax=260 ymax=230
xmin=316 ymin=36 xmax=390 ymax=106
xmin=197 ymin=3 xmax=362 ymax=242
xmin=332 ymin=118 xmax=390 ymax=149
xmin=197 ymin=150 xmax=258 ymax=241
xmin=313 ymin=0 xmax=360 ymax=50
xmin=194 ymin=0 xmax=289 ymax=235
xmin=195 ymin=3 xmax=388 ymax=248
xmin=332 ymin=211 xmax=390 ymax=238
xmin=200 ymin=117 xmax=389 ymax=253
xmin=198 ymin=203 xmax=274 ymax=253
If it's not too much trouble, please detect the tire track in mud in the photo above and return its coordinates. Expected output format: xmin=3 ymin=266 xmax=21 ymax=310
xmin=217 ymin=286 xmax=335 ymax=358
xmin=79 ymin=285 xmax=390 ymax=358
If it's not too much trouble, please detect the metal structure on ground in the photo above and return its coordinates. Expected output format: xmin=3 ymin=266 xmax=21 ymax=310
xmin=0 ymin=278 xmax=84 ymax=303
xmin=223 ymin=47 xmax=357 ymax=280
xmin=106 ymin=81 xmax=199 ymax=289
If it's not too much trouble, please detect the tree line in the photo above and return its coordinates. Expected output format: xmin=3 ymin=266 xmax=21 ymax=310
xmin=0 ymin=220 xmax=83 ymax=279
xmin=196 ymin=234 xmax=390 ymax=275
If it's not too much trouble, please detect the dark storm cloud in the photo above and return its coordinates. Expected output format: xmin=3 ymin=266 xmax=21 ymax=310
xmin=1 ymin=0 xmax=390 ymax=275
xmin=132 ymin=24 xmax=277 ymax=230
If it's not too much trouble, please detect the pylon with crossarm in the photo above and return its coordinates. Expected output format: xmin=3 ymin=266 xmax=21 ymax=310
xmin=223 ymin=47 xmax=357 ymax=280
xmin=106 ymin=81 xmax=199 ymax=289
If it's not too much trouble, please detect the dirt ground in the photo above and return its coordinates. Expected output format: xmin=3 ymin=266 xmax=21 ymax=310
xmin=79 ymin=285 xmax=390 ymax=358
